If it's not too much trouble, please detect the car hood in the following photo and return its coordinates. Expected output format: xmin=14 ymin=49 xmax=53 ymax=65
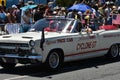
xmin=0 ymin=32 xmax=74 ymax=43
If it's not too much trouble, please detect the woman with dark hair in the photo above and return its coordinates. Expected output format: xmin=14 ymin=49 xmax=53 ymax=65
xmin=6 ymin=8 xmax=16 ymax=23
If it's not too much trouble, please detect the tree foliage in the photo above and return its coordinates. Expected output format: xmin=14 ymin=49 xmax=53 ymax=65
xmin=56 ymin=0 xmax=76 ymax=7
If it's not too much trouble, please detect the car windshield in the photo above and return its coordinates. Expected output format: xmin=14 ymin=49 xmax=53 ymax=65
xmin=29 ymin=18 xmax=72 ymax=32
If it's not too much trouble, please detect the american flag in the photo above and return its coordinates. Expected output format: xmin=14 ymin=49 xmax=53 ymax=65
xmin=112 ymin=14 xmax=120 ymax=25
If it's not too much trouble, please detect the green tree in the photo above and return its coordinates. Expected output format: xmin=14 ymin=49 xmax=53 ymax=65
xmin=56 ymin=0 xmax=76 ymax=7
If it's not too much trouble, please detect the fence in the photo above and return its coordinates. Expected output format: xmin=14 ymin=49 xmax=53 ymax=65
xmin=0 ymin=23 xmax=23 ymax=35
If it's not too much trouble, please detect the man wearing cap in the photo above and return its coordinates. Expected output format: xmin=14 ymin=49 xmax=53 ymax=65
xmin=12 ymin=5 xmax=20 ymax=23
xmin=25 ymin=1 xmax=34 ymax=5
xmin=118 ymin=7 xmax=120 ymax=14
xmin=58 ymin=7 xmax=66 ymax=16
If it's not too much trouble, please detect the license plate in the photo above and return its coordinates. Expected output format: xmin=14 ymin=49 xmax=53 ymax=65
xmin=2 ymin=58 xmax=17 ymax=63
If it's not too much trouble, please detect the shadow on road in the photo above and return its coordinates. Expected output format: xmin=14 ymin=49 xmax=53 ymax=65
xmin=0 ymin=56 xmax=120 ymax=78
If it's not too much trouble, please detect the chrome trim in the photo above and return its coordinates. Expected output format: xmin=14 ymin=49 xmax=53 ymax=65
xmin=0 ymin=43 xmax=29 ymax=47
xmin=0 ymin=47 xmax=29 ymax=50
xmin=0 ymin=54 xmax=42 ymax=61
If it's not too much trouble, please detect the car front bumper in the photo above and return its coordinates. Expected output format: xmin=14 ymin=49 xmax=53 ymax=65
xmin=0 ymin=54 xmax=42 ymax=64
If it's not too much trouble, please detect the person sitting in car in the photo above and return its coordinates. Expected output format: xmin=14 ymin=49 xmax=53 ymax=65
xmin=44 ymin=20 xmax=57 ymax=32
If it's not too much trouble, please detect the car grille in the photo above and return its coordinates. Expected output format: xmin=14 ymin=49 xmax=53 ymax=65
xmin=0 ymin=43 xmax=30 ymax=55
xmin=0 ymin=43 xmax=29 ymax=47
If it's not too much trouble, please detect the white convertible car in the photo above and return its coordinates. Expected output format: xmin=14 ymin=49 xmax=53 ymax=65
xmin=0 ymin=17 xmax=120 ymax=70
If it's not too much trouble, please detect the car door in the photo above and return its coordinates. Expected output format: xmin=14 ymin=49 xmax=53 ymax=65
xmin=64 ymin=25 xmax=103 ymax=62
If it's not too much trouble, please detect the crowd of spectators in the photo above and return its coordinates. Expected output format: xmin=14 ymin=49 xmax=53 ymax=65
xmin=0 ymin=0 xmax=120 ymax=32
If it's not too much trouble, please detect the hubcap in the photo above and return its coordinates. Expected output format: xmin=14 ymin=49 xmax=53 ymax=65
xmin=111 ymin=45 xmax=119 ymax=57
xmin=49 ymin=52 xmax=59 ymax=69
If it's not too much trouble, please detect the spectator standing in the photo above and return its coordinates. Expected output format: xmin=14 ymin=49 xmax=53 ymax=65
xmin=53 ymin=6 xmax=60 ymax=16
xmin=44 ymin=5 xmax=53 ymax=17
xmin=0 ymin=0 xmax=6 ymax=11
xmin=15 ymin=4 xmax=22 ymax=23
xmin=0 ymin=5 xmax=6 ymax=32
xmin=111 ymin=6 xmax=118 ymax=14
xmin=34 ymin=5 xmax=44 ymax=21
xmin=118 ymin=7 xmax=120 ymax=14
xmin=66 ymin=9 xmax=80 ymax=19
xmin=0 ymin=6 xmax=6 ymax=23
xmin=104 ymin=2 xmax=112 ymax=25
xmin=58 ymin=7 xmax=66 ymax=16
xmin=66 ymin=10 xmax=73 ymax=18
xmin=21 ymin=9 xmax=33 ymax=32
xmin=6 ymin=8 xmax=16 ymax=23
xmin=99 ymin=0 xmax=106 ymax=5
xmin=84 ymin=10 xmax=91 ymax=26
xmin=115 ymin=0 xmax=120 ymax=7
xmin=11 ymin=5 xmax=18 ymax=23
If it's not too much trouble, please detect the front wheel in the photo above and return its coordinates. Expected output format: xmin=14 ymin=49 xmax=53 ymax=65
xmin=45 ymin=50 xmax=63 ymax=70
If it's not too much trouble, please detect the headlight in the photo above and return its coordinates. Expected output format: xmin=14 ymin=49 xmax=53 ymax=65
xmin=29 ymin=40 xmax=35 ymax=47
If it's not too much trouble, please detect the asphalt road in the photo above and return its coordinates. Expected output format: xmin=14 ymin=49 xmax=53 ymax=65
xmin=0 ymin=56 xmax=120 ymax=80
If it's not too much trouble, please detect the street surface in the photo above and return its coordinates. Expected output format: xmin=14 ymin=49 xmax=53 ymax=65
xmin=0 ymin=56 xmax=120 ymax=80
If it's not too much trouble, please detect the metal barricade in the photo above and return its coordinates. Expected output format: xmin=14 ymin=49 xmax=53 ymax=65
xmin=4 ymin=23 xmax=22 ymax=34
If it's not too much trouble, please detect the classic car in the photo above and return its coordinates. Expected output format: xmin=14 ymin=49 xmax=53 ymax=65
xmin=0 ymin=17 xmax=120 ymax=70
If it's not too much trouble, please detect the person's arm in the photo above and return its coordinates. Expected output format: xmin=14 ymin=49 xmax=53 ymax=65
xmin=43 ymin=8 xmax=48 ymax=17
xmin=6 ymin=13 xmax=12 ymax=23
xmin=81 ymin=0 xmax=85 ymax=3
xmin=73 ymin=1 xmax=78 ymax=5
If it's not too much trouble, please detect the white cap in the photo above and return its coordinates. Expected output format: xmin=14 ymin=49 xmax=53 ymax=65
xmin=78 ymin=11 xmax=82 ymax=15
xmin=12 ymin=5 xmax=17 ymax=8
xmin=27 ymin=1 xmax=34 ymax=4
xmin=53 ymin=11 xmax=57 ymax=14
xmin=118 ymin=6 xmax=120 ymax=10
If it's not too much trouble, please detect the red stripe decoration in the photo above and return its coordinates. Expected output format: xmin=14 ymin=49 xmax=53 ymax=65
xmin=65 ymin=48 xmax=109 ymax=57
